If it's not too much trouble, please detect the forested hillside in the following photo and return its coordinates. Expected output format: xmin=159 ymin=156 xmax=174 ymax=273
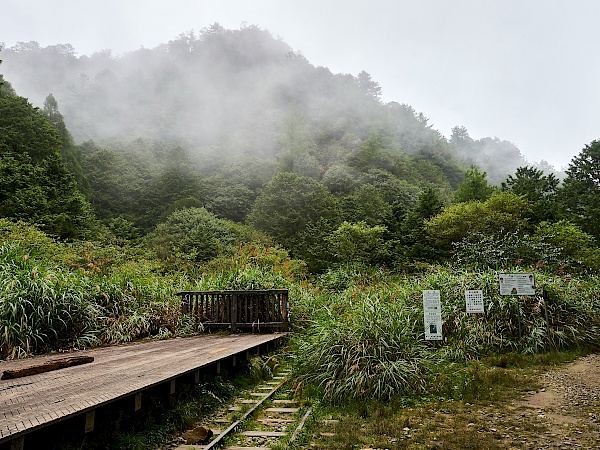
xmin=0 ymin=25 xmax=595 ymax=266
xmin=2 ymin=24 xmax=532 ymax=183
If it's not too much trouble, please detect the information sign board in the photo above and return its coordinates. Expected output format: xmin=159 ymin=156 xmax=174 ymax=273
xmin=498 ymin=273 xmax=535 ymax=296
xmin=423 ymin=290 xmax=443 ymax=341
xmin=465 ymin=289 xmax=485 ymax=313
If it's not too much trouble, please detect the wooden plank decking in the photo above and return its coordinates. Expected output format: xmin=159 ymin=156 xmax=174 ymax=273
xmin=0 ymin=333 xmax=285 ymax=444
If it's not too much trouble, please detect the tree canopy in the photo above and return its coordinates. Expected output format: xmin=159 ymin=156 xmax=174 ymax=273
xmin=0 ymin=93 xmax=92 ymax=238
xmin=560 ymin=140 xmax=600 ymax=239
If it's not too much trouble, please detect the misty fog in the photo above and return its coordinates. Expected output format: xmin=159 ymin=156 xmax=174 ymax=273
xmin=1 ymin=24 xmax=536 ymax=185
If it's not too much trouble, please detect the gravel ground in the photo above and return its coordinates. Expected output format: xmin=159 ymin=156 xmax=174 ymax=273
xmin=512 ymin=353 xmax=600 ymax=449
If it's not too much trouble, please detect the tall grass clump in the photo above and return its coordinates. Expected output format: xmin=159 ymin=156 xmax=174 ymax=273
xmin=291 ymin=295 xmax=437 ymax=401
xmin=0 ymin=241 xmax=101 ymax=358
xmin=290 ymin=265 xmax=600 ymax=401
xmin=421 ymin=269 xmax=600 ymax=358
xmin=290 ymin=266 xmax=441 ymax=402
xmin=91 ymin=260 xmax=188 ymax=344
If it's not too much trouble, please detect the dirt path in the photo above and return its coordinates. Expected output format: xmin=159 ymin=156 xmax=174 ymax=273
xmin=512 ymin=353 xmax=600 ymax=449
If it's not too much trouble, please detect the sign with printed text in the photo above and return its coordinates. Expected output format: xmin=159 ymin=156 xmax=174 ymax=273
xmin=465 ymin=289 xmax=485 ymax=314
xmin=498 ymin=273 xmax=535 ymax=296
xmin=423 ymin=290 xmax=443 ymax=341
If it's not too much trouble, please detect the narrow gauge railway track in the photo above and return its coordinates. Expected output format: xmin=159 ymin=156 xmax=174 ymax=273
xmin=173 ymin=370 xmax=312 ymax=450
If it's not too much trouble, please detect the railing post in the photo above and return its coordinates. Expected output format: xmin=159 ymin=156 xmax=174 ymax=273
xmin=231 ymin=293 xmax=238 ymax=333
xmin=181 ymin=294 xmax=189 ymax=315
xmin=281 ymin=291 xmax=289 ymax=331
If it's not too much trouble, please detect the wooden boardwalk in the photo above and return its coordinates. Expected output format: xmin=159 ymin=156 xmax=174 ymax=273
xmin=0 ymin=333 xmax=285 ymax=446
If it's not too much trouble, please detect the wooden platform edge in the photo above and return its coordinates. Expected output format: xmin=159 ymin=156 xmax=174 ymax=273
xmin=0 ymin=333 xmax=288 ymax=446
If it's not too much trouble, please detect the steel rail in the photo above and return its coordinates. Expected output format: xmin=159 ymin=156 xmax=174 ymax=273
xmin=202 ymin=377 xmax=288 ymax=450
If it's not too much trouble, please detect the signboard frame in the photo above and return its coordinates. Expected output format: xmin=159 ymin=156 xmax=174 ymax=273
xmin=498 ymin=273 xmax=535 ymax=296
xmin=423 ymin=290 xmax=443 ymax=341
xmin=465 ymin=289 xmax=485 ymax=314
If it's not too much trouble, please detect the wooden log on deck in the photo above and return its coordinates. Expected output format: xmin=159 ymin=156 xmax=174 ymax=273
xmin=1 ymin=356 xmax=94 ymax=379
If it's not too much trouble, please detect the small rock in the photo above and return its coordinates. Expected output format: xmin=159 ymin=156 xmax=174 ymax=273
xmin=182 ymin=425 xmax=213 ymax=444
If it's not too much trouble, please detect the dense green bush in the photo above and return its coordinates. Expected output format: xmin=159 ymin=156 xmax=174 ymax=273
xmin=0 ymin=240 xmax=100 ymax=358
xmin=147 ymin=207 xmax=266 ymax=263
xmin=426 ymin=192 xmax=531 ymax=253
xmin=453 ymin=220 xmax=600 ymax=274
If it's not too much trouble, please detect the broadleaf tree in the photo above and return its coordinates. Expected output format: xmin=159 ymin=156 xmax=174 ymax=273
xmin=247 ymin=172 xmax=339 ymax=252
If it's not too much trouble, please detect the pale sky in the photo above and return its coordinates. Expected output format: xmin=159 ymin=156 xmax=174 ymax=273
xmin=2 ymin=0 xmax=599 ymax=170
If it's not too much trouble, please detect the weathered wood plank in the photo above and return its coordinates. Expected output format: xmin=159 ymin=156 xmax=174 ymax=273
xmin=1 ymin=356 xmax=94 ymax=380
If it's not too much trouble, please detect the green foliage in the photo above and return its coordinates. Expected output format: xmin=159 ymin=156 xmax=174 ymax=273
xmin=0 ymin=69 xmax=16 ymax=97
xmin=454 ymin=166 xmax=496 ymax=203
xmin=452 ymin=230 xmax=561 ymax=271
xmin=42 ymin=93 xmax=74 ymax=151
xmin=204 ymin=182 xmax=256 ymax=222
xmin=560 ymin=139 xmax=600 ymax=239
xmin=0 ymin=94 xmax=61 ymax=163
xmin=147 ymin=207 xmax=260 ymax=263
xmin=426 ymin=192 xmax=531 ymax=254
xmin=345 ymin=129 xmax=398 ymax=172
xmin=247 ymin=172 xmax=339 ymax=251
xmin=0 ymin=94 xmax=93 ymax=238
xmin=79 ymin=139 xmax=203 ymax=233
xmin=390 ymin=187 xmax=445 ymax=264
xmin=295 ymin=218 xmax=337 ymax=273
xmin=502 ymin=166 xmax=559 ymax=223
xmin=393 ymin=156 xmax=453 ymax=190
xmin=534 ymin=220 xmax=600 ymax=273
xmin=182 ymin=244 xmax=305 ymax=295
xmin=321 ymin=164 xmax=359 ymax=194
xmin=0 ymin=218 xmax=60 ymax=258
xmin=361 ymin=168 xmax=421 ymax=207
xmin=339 ymin=184 xmax=391 ymax=226
xmin=327 ymin=221 xmax=389 ymax=265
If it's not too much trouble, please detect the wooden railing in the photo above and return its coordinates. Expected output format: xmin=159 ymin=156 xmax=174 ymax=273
xmin=176 ymin=290 xmax=289 ymax=333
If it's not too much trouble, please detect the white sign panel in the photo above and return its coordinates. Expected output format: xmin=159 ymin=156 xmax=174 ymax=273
xmin=465 ymin=289 xmax=485 ymax=314
xmin=423 ymin=290 xmax=442 ymax=341
xmin=498 ymin=273 xmax=535 ymax=296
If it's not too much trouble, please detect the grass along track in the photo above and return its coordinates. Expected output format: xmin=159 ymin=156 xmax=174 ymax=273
xmin=169 ymin=369 xmax=313 ymax=449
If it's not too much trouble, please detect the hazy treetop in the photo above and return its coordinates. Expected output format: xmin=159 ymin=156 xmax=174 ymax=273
xmin=2 ymin=0 xmax=599 ymax=170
